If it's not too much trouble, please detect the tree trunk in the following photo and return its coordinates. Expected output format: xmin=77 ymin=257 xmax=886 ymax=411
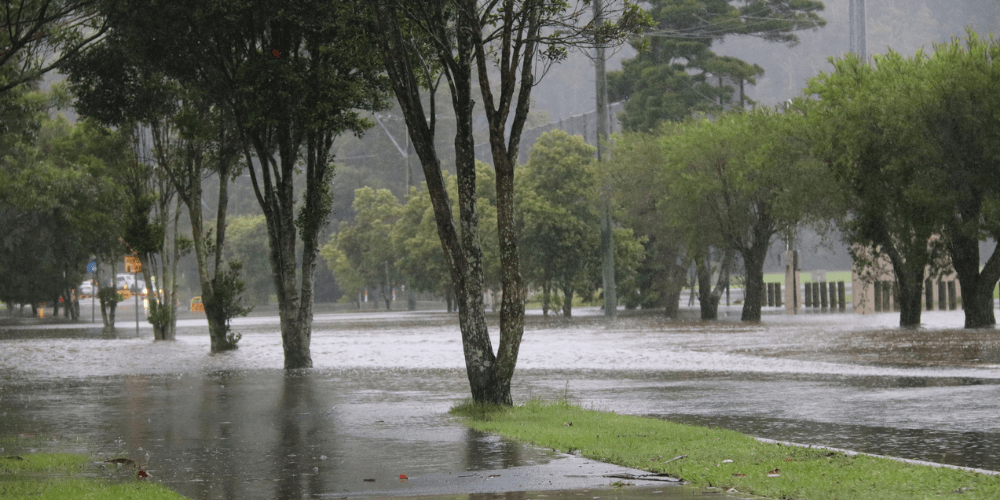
xmin=883 ymin=244 xmax=925 ymax=327
xmin=946 ymin=221 xmax=1000 ymax=328
xmin=897 ymin=276 xmax=924 ymax=326
xmin=662 ymin=253 xmax=687 ymax=319
xmin=695 ymin=249 xmax=730 ymax=320
xmin=562 ymin=285 xmax=574 ymax=317
xmin=740 ymin=241 xmax=770 ymax=322
xmin=542 ymin=281 xmax=550 ymax=316
xmin=696 ymin=260 xmax=718 ymax=320
xmin=374 ymin=0 xmax=535 ymax=405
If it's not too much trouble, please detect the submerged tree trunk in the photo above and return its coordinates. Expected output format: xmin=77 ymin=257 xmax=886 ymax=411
xmin=663 ymin=259 xmax=687 ymax=318
xmin=947 ymin=222 xmax=1000 ymax=328
xmin=375 ymin=0 xmax=548 ymax=405
xmin=562 ymin=285 xmax=574 ymax=317
xmin=696 ymin=248 xmax=732 ymax=320
xmin=542 ymin=280 xmax=551 ymax=316
xmin=740 ymin=240 xmax=771 ymax=322
xmin=883 ymin=244 xmax=926 ymax=327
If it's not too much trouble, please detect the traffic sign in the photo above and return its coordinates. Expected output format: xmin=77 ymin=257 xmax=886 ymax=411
xmin=87 ymin=261 xmax=97 ymax=273
xmin=125 ymin=255 xmax=142 ymax=273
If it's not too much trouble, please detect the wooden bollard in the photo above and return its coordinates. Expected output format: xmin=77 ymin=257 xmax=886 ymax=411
xmin=874 ymin=281 xmax=882 ymax=312
xmin=838 ymin=281 xmax=846 ymax=312
xmin=767 ymin=283 xmax=775 ymax=307
xmin=775 ymin=283 xmax=782 ymax=307
xmin=938 ymin=280 xmax=947 ymax=310
xmin=804 ymin=283 xmax=812 ymax=307
xmin=828 ymin=281 xmax=837 ymax=310
xmin=948 ymin=281 xmax=957 ymax=310
xmin=812 ymin=282 xmax=821 ymax=308
xmin=819 ymin=281 xmax=828 ymax=309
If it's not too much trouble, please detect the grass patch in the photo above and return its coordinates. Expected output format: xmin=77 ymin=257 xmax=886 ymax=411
xmin=451 ymin=400 xmax=1000 ymax=500
xmin=0 ymin=453 xmax=185 ymax=500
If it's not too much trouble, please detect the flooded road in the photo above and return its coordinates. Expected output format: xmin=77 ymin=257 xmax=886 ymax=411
xmin=1 ymin=306 xmax=999 ymax=499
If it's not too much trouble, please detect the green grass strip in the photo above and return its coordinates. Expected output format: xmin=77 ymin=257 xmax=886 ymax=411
xmin=451 ymin=400 xmax=1000 ymax=500
xmin=1 ymin=453 xmax=185 ymax=500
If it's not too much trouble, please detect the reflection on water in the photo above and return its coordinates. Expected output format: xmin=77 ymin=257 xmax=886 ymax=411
xmin=2 ymin=307 xmax=1000 ymax=498
xmin=0 ymin=368 xmax=561 ymax=500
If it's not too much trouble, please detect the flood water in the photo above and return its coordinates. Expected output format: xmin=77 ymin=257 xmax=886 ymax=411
xmin=2 ymin=305 xmax=999 ymax=499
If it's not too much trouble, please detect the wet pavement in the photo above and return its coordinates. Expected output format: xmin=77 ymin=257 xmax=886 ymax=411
xmin=1 ymin=305 xmax=999 ymax=499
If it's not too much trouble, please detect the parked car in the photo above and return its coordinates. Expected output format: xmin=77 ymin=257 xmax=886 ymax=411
xmin=78 ymin=280 xmax=95 ymax=297
xmin=116 ymin=273 xmax=137 ymax=290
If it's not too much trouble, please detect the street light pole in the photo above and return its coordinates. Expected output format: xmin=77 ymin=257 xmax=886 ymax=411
xmin=594 ymin=0 xmax=616 ymax=319
xmin=849 ymin=0 xmax=867 ymax=61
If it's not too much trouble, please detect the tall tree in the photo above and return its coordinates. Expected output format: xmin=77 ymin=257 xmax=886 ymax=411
xmin=374 ymin=0 xmax=649 ymax=404
xmin=106 ymin=0 xmax=390 ymax=366
xmin=609 ymin=0 xmax=825 ymax=131
xmin=0 ymin=112 xmax=126 ymax=320
xmin=517 ymin=130 xmax=600 ymax=317
xmin=662 ymin=109 xmax=839 ymax=322
xmin=808 ymin=31 xmax=1000 ymax=328
xmin=609 ymin=130 xmax=689 ymax=317
xmin=807 ymin=52 xmax=949 ymax=327
xmin=330 ymin=187 xmax=402 ymax=310
xmin=66 ymin=35 xmax=191 ymax=342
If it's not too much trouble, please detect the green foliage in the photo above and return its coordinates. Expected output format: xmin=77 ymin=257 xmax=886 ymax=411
xmin=610 ymin=0 xmax=825 ymax=131
xmin=453 ymin=401 xmax=1000 ymax=500
xmin=517 ymin=130 xmax=602 ymax=314
xmin=608 ymin=130 xmax=689 ymax=312
xmin=0 ymin=108 xmax=130 ymax=307
xmin=324 ymin=187 xmax=402 ymax=306
xmin=224 ymin=216 xmax=272 ymax=305
xmin=805 ymin=30 xmax=1000 ymax=326
xmin=657 ymin=109 xmax=839 ymax=319
xmin=202 ymin=261 xmax=253 ymax=350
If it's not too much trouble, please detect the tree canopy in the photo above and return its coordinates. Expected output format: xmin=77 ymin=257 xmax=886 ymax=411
xmin=806 ymin=30 xmax=1000 ymax=327
xmin=609 ymin=0 xmax=825 ymax=131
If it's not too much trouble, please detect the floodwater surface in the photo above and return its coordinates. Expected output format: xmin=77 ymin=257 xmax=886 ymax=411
xmin=1 ymin=306 xmax=999 ymax=499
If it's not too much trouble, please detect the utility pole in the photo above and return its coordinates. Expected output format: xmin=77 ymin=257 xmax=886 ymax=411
xmin=849 ymin=0 xmax=867 ymax=61
xmin=404 ymin=123 xmax=411 ymax=192
xmin=594 ymin=0 xmax=616 ymax=319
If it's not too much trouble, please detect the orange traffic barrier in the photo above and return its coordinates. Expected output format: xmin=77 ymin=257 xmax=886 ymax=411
xmin=190 ymin=296 xmax=205 ymax=313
